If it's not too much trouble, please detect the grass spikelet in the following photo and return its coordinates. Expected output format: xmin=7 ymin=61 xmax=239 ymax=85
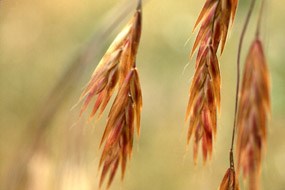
xmin=191 ymin=0 xmax=238 ymax=55
xmin=218 ymin=168 xmax=240 ymax=190
xmin=79 ymin=4 xmax=142 ymax=120
xmin=186 ymin=0 xmax=238 ymax=163
xmin=99 ymin=68 xmax=142 ymax=188
xmin=236 ymin=38 xmax=270 ymax=190
xmin=78 ymin=2 xmax=142 ymax=188
xmin=186 ymin=46 xmax=219 ymax=163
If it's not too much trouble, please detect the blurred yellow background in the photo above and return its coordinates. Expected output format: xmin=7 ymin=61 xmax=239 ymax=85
xmin=0 ymin=0 xmax=284 ymax=189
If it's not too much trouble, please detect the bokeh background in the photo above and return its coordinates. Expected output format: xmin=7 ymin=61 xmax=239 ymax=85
xmin=0 ymin=0 xmax=284 ymax=189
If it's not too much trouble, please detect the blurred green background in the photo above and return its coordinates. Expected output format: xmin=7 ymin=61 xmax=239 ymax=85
xmin=0 ymin=0 xmax=284 ymax=189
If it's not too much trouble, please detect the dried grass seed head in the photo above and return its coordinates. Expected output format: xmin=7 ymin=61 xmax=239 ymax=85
xmin=99 ymin=68 xmax=142 ymax=188
xmin=186 ymin=0 xmax=238 ymax=163
xmin=236 ymin=38 xmax=270 ymax=190
xmin=78 ymin=5 xmax=142 ymax=189
xmin=79 ymin=8 xmax=142 ymax=120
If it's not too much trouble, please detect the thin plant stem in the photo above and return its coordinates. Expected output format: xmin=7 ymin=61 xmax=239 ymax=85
xmin=132 ymin=0 xmax=142 ymax=69
xmin=229 ymin=0 xmax=257 ymax=169
xmin=256 ymin=0 xmax=265 ymax=38
xmin=137 ymin=0 xmax=142 ymax=10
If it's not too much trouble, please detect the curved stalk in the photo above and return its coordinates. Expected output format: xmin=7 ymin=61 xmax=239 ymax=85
xmin=229 ymin=0 xmax=257 ymax=169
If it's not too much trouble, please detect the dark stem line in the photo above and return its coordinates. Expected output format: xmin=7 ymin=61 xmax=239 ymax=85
xmin=132 ymin=0 xmax=143 ymax=69
xmin=256 ymin=0 xmax=265 ymax=38
xmin=229 ymin=0 xmax=257 ymax=169
xmin=137 ymin=0 xmax=142 ymax=10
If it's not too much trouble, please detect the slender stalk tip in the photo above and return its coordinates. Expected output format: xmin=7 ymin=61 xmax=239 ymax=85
xmin=256 ymin=0 xmax=265 ymax=38
xmin=230 ymin=151 xmax=234 ymax=169
xmin=137 ymin=0 xmax=142 ymax=11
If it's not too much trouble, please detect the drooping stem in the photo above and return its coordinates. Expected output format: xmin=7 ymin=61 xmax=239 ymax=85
xmin=256 ymin=0 xmax=265 ymax=38
xmin=229 ymin=0 xmax=257 ymax=169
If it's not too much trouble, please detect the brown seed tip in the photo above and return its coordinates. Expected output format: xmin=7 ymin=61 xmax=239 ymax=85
xmin=218 ymin=168 xmax=240 ymax=190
